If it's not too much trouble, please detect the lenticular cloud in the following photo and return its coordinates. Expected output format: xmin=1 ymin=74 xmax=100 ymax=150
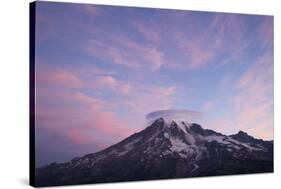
xmin=146 ymin=109 xmax=202 ymax=124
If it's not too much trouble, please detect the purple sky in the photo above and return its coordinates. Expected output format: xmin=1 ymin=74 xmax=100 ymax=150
xmin=34 ymin=1 xmax=273 ymax=167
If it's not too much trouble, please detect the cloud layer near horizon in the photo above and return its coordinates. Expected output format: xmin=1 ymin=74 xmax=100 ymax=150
xmin=35 ymin=2 xmax=273 ymax=166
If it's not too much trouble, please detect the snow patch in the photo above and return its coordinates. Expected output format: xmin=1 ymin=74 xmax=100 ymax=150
xmin=203 ymin=135 xmax=265 ymax=152
xmin=164 ymin=132 xmax=169 ymax=139
xmin=117 ymin=137 xmax=142 ymax=156
xmin=170 ymin=138 xmax=189 ymax=153
xmin=204 ymin=135 xmax=229 ymax=144
xmin=227 ymin=148 xmax=233 ymax=152
xmin=162 ymin=150 xmax=172 ymax=156
xmin=169 ymin=137 xmax=197 ymax=158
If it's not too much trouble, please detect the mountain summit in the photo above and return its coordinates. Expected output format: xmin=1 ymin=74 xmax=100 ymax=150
xmin=36 ymin=118 xmax=273 ymax=187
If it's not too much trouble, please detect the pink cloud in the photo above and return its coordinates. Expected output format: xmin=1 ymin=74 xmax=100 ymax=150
xmin=167 ymin=14 xmax=251 ymax=70
xmin=202 ymin=101 xmax=215 ymax=112
xmin=182 ymin=41 xmax=215 ymax=69
xmin=64 ymin=130 xmax=96 ymax=146
xmin=166 ymin=29 xmax=216 ymax=70
xmin=92 ymin=76 xmax=131 ymax=95
xmin=120 ymin=84 xmax=130 ymax=95
xmin=258 ymin=16 xmax=273 ymax=48
xmin=232 ymin=52 xmax=273 ymax=139
xmin=36 ymin=65 xmax=83 ymax=88
xmin=134 ymin=22 xmax=160 ymax=44
xmin=124 ymin=84 xmax=176 ymax=113
xmin=87 ymin=34 xmax=164 ymax=70
xmin=202 ymin=50 xmax=273 ymax=140
xmin=36 ymin=63 xmax=131 ymax=96
xmin=36 ymin=90 xmax=136 ymax=149
xmin=35 ymin=3 xmax=102 ymax=48
xmin=80 ymin=4 xmax=100 ymax=17
xmin=96 ymin=76 xmax=118 ymax=88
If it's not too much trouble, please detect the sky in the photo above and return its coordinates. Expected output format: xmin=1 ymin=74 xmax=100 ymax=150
xmin=34 ymin=1 xmax=273 ymax=167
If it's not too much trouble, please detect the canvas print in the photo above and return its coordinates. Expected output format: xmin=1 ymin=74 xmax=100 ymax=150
xmin=29 ymin=1 xmax=274 ymax=187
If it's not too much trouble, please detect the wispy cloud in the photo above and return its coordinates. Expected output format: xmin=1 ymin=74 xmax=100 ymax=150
xmin=166 ymin=14 xmax=255 ymax=70
xmin=94 ymin=76 xmax=131 ymax=95
xmin=80 ymin=4 xmax=100 ymax=17
xmin=36 ymin=63 xmax=131 ymax=95
xmin=36 ymin=64 xmax=83 ymax=88
xmin=199 ymin=44 xmax=273 ymax=139
xmin=36 ymin=90 xmax=135 ymax=148
xmin=258 ymin=16 xmax=273 ymax=50
xmin=124 ymin=84 xmax=176 ymax=113
xmin=134 ymin=21 xmax=160 ymax=45
xmin=87 ymin=34 xmax=164 ymax=70
xmin=204 ymin=50 xmax=273 ymax=139
xmin=35 ymin=3 xmax=273 ymax=166
xmin=233 ymin=51 xmax=273 ymax=139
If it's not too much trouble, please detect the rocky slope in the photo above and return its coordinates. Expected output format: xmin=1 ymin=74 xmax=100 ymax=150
xmin=35 ymin=118 xmax=273 ymax=187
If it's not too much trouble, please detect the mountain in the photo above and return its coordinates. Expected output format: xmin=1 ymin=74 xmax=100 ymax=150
xmin=35 ymin=118 xmax=273 ymax=187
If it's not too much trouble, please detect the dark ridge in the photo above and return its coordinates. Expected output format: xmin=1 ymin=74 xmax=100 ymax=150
xmin=35 ymin=118 xmax=273 ymax=187
xmin=230 ymin=130 xmax=256 ymax=143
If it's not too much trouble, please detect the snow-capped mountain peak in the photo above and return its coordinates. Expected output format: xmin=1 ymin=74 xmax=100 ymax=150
xmin=36 ymin=117 xmax=273 ymax=187
xmin=164 ymin=119 xmax=193 ymax=132
xmin=146 ymin=109 xmax=201 ymax=127
xmin=149 ymin=118 xmax=268 ymax=155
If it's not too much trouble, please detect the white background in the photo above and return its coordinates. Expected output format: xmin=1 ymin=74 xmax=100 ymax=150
xmin=0 ymin=0 xmax=280 ymax=188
